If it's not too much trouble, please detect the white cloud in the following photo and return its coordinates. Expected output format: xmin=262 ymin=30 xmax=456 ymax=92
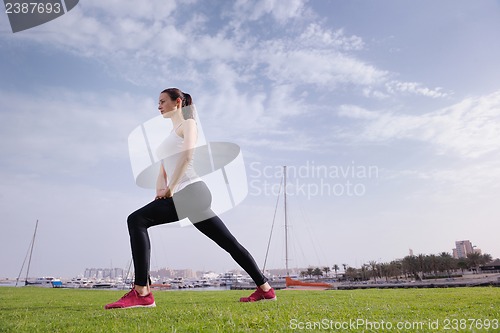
xmin=8 ymin=1 xmax=184 ymax=60
xmin=362 ymin=87 xmax=390 ymax=99
xmin=82 ymin=0 xmax=178 ymax=21
xmin=5 ymin=0 xmax=388 ymax=91
xmin=338 ymin=90 xmax=500 ymax=158
xmin=0 ymin=90 xmax=155 ymax=177
xmin=185 ymin=32 xmax=244 ymax=62
xmin=258 ymin=40 xmax=387 ymax=87
xmin=386 ymin=80 xmax=451 ymax=98
xmin=1 ymin=0 xmax=460 ymax=124
xmin=299 ymin=24 xmax=364 ymax=51
xmin=338 ymin=105 xmax=380 ymax=120
xmin=384 ymin=159 xmax=500 ymax=208
xmin=267 ymin=84 xmax=305 ymax=117
xmin=190 ymin=73 xmax=311 ymax=151
xmin=231 ymin=0 xmax=308 ymax=24
xmin=2 ymin=0 xmax=457 ymax=155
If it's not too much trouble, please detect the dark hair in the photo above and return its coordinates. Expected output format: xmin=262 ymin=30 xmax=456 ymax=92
xmin=161 ymin=88 xmax=194 ymax=119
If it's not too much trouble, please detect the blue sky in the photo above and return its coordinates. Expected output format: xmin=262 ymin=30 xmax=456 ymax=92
xmin=1 ymin=0 xmax=499 ymax=278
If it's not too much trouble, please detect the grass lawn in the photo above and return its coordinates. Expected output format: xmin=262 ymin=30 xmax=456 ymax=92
xmin=0 ymin=287 xmax=499 ymax=332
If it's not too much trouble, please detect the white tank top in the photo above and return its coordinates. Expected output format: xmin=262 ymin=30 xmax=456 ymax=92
xmin=155 ymin=122 xmax=201 ymax=193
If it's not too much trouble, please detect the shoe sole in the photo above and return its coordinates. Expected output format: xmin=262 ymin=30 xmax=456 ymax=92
xmin=263 ymin=297 xmax=277 ymax=302
xmin=105 ymin=302 xmax=156 ymax=309
xmin=240 ymin=297 xmax=277 ymax=302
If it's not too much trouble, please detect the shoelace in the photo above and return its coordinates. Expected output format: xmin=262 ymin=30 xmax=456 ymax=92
xmin=118 ymin=290 xmax=135 ymax=300
xmin=248 ymin=289 xmax=263 ymax=299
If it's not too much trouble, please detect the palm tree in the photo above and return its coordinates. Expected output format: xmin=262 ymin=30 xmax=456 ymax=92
xmin=467 ymin=252 xmax=482 ymax=273
xmin=345 ymin=267 xmax=358 ymax=281
xmin=402 ymin=255 xmax=419 ymax=280
xmin=332 ymin=264 xmax=340 ymax=278
xmin=368 ymin=261 xmax=378 ymax=282
xmin=312 ymin=267 xmax=323 ymax=280
xmin=417 ymin=254 xmax=427 ymax=278
xmin=360 ymin=264 xmax=369 ymax=281
xmin=389 ymin=260 xmax=403 ymax=281
xmin=322 ymin=266 xmax=331 ymax=278
xmin=306 ymin=267 xmax=315 ymax=278
xmin=475 ymin=253 xmax=493 ymax=272
xmin=379 ymin=263 xmax=390 ymax=282
xmin=457 ymin=259 xmax=468 ymax=273
xmin=481 ymin=253 xmax=493 ymax=265
xmin=438 ymin=252 xmax=454 ymax=277
xmin=428 ymin=254 xmax=438 ymax=276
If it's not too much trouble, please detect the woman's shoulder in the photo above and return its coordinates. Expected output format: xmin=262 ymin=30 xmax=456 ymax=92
xmin=183 ymin=118 xmax=197 ymax=130
xmin=180 ymin=118 xmax=197 ymax=139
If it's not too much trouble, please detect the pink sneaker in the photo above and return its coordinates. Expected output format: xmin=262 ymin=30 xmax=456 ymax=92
xmin=104 ymin=289 xmax=156 ymax=309
xmin=240 ymin=287 xmax=277 ymax=302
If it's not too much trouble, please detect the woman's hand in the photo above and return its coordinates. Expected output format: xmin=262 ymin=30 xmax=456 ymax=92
xmin=155 ymin=188 xmax=172 ymax=200
xmin=156 ymin=164 xmax=170 ymax=199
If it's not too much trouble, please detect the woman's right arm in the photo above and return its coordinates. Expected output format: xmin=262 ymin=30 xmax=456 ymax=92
xmin=155 ymin=163 xmax=168 ymax=199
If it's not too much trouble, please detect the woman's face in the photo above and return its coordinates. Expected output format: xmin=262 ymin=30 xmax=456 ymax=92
xmin=158 ymin=93 xmax=180 ymax=118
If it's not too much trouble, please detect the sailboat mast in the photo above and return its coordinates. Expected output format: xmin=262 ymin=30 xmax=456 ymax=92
xmin=284 ymin=166 xmax=289 ymax=277
xmin=25 ymin=219 xmax=39 ymax=285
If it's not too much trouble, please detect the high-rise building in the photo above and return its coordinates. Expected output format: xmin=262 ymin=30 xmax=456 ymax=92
xmin=453 ymin=240 xmax=474 ymax=259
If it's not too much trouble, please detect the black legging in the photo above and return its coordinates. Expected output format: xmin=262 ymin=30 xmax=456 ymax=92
xmin=127 ymin=181 xmax=268 ymax=286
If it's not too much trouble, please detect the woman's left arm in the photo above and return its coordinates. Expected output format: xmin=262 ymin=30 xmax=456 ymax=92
xmin=165 ymin=119 xmax=197 ymax=196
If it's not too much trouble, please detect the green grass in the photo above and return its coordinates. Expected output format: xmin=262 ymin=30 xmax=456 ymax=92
xmin=0 ymin=287 xmax=499 ymax=332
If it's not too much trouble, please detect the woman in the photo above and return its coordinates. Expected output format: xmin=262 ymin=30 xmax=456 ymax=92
xmin=105 ymin=88 xmax=275 ymax=309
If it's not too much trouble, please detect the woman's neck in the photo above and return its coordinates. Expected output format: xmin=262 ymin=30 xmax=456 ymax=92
xmin=170 ymin=109 xmax=184 ymax=128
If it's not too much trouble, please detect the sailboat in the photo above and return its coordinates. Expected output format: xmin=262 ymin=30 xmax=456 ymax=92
xmin=263 ymin=166 xmax=332 ymax=290
xmin=16 ymin=220 xmax=63 ymax=288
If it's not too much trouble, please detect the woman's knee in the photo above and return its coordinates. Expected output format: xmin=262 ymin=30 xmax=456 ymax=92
xmin=127 ymin=210 xmax=146 ymax=232
xmin=220 ymin=237 xmax=246 ymax=255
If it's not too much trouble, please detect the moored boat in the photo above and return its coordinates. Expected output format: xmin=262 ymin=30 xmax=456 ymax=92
xmin=25 ymin=277 xmax=63 ymax=288
xmin=285 ymin=276 xmax=332 ymax=290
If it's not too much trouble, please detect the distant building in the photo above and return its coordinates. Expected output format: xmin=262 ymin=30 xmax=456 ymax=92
xmin=480 ymin=258 xmax=500 ymax=272
xmin=173 ymin=269 xmax=196 ymax=279
xmin=453 ymin=240 xmax=480 ymax=259
xmin=84 ymin=267 xmax=124 ymax=280
xmin=150 ymin=268 xmax=196 ymax=279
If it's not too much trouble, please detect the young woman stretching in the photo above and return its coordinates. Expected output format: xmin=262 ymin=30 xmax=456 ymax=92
xmin=105 ymin=88 xmax=275 ymax=309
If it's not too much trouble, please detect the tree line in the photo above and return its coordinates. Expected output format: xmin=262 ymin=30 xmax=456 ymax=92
xmin=299 ymin=252 xmax=494 ymax=282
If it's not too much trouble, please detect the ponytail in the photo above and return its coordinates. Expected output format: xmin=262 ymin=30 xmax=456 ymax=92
xmin=182 ymin=93 xmax=192 ymax=107
xmin=181 ymin=92 xmax=194 ymax=119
